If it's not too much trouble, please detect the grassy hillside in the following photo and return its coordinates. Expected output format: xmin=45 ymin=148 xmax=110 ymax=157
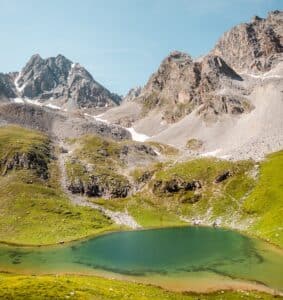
xmin=93 ymin=157 xmax=255 ymax=225
xmin=0 ymin=274 xmax=279 ymax=300
xmin=243 ymin=151 xmax=283 ymax=246
xmin=0 ymin=126 xmax=114 ymax=245
xmin=1 ymin=126 xmax=279 ymax=247
xmin=92 ymin=153 xmax=283 ymax=247
xmin=0 ymin=125 xmax=50 ymax=161
xmin=0 ymin=126 xmax=282 ymax=299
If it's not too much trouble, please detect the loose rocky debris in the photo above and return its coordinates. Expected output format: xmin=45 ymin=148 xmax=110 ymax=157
xmin=0 ymin=103 xmax=131 ymax=142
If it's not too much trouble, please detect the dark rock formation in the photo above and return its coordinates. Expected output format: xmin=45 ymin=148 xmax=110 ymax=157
xmin=68 ymin=174 xmax=130 ymax=199
xmin=137 ymin=170 xmax=154 ymax=184
xmin=68 ymin=178 xmax=85 ymax=194
xmin=0 ymin=151 xmax=50 ymax=179
xmin=215 ymin=171 xmax=232 ymax=183
xmin=153 ymin=178 xmax=202 ymax=194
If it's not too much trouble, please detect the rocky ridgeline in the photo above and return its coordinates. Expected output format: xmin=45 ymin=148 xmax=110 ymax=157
xmin=136 ymin=51 xmax=251 ymax=122
xmin=126 ymin=11 xmax=282 ymax=123
xmin=0 ymin=54 xmax=121 ymax=109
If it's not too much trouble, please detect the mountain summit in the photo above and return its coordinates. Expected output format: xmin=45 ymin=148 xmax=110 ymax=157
xmin=212 ymin=10 xmax=283 ymax=73
xmin=1 ymin=54 xmax=121 ymax=110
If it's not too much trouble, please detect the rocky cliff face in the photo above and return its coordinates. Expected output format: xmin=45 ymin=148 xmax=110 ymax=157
xmin=136 ymin=51 xmax=250 ymax=123
xmin=212 ymin=10 xmax=283 ymax=73
xmin=0 ymin=73 xmax=17 ymax=101
xmin=1 ymin=54 xmax=121 ymax=109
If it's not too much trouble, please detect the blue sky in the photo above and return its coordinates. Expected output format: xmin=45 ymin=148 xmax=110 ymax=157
xmin=0 ymin=0 xmax=282 ymax=95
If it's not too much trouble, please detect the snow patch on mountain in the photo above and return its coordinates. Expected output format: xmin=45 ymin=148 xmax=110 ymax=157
xmin=127 ymin=127 xmax=149 ymax=142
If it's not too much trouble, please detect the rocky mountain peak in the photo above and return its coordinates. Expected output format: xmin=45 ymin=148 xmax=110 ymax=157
xmin=135 ymin=49 xmax=246 ymax=123
xmin=6 ymin=54 xmax=122 ymax=109
xmin=212 ymin=10 xmax=283 ymax=73
xmin=166 ymin=50 xmax=193 ymax=62
xmin=159 ymin=51 xmax=193 ymax=70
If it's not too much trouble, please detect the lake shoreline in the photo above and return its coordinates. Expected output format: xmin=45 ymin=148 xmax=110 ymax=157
xmin=0 ymin=270 xmax=282 ymax=297
xmin=0 ymin=223 xmax=282 ymax=252
xmin=0 ymin=226 xmax=282 ymax=296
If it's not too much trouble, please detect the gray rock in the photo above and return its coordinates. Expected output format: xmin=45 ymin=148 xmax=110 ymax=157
xmin=212 ymin=10 xmax=283 ymax=72
xmin=0 ymin=73 xmax=17 ymax=101
xmin=123 ymin=86 xmax=142 ymax=102
xmin=0 ymin=103 xmax=131 ymax=141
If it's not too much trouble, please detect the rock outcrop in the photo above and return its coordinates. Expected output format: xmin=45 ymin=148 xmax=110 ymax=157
xmin=215 ymin=171 xmax=232 ymax=183
xmin=0 ymin=73 xmax=17 ymax=101
xmin=153 ymin=178 xmax=202 ymax=194
xmin=1 ymin=152 xmax=49 ymax=179
xmin=68 ymin=174 xmax=131 ymax=199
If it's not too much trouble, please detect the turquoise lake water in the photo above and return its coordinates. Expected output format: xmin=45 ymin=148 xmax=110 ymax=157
xmin=0 ymin=227 xmax=282 ymax=291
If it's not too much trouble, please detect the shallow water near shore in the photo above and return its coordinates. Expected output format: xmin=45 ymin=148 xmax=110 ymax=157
xmin=0 ymin=226 xmax=282 ymax=293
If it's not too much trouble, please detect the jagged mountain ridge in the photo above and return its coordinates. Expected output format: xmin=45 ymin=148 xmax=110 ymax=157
xmin=0 ymin=54 xmax=121 ymax=110
xmin=137 ymin=52 xmax=250 ymax=123
xmin=121 ymin=11 xmax=282 ymax=123
xmin=0 ymin=10 xmax=282 ymax=161
xmin=99 ymin=10 xmax=283 ymax=160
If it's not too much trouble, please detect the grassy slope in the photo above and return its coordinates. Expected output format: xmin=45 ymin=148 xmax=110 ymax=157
xmin=93 ymin=153 xmax=283 ymax=247
xmin=94 ymin=158 xmax=255 ymax=227
xmin=0 ymin=126 xmax=114 ymax=245
xmin=66 ymin=135 xmax=130 ymax=189
xmin=0 ymin=274 xmax=280 ymax=300
xmin=0 ymin=125 xmax=50 ymax=161
xmin=243 ymin=151 xmax=283 ymax=246
xmin=0 ymin=127 xmax=282 ymax=298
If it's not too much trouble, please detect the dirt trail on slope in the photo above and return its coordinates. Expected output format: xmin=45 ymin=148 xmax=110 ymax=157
xmin=57 ymin=140 xmax=140 ymax=229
